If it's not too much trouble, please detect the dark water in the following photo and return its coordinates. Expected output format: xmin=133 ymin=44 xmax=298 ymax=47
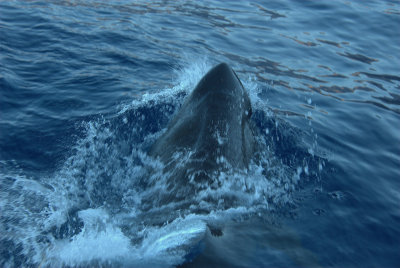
xmin=1 ymin=0 xmax=399 ymax=267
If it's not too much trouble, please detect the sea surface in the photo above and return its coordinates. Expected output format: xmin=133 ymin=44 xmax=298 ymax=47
xmin=1 ymin=0 xmax=399 ymax=267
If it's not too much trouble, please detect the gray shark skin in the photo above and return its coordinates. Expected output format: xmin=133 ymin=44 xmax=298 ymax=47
xmin=149 ymin=63 xmax=256 ymax=205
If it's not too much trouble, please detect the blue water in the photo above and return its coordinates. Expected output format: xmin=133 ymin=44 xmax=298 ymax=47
xmin=1 ymin=0 xmax=399 ymax=267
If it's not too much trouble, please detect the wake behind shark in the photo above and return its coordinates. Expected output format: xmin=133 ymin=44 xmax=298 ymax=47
xmin=148 ymin=63 xmax=258 ymax=207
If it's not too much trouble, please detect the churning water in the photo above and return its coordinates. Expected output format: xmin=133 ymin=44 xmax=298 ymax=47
xmin=1 ymin=1 xmax=399 ymax=267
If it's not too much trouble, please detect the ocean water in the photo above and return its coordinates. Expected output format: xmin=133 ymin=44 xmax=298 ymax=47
xmin=1 ymin=0 xmax=399 ymax=267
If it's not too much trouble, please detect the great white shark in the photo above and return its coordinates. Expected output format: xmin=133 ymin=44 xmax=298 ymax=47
xmin=146 ymin=64 xmax=321 ymax=267
xmin=148 ymin=63 xmax=257 ymax=207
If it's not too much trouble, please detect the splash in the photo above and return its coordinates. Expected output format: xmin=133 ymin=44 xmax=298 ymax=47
xmin=0 ymin=60 xmax=322 ymax=267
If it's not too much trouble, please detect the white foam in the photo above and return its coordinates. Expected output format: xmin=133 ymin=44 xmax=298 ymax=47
xmin=118 ymin=59 xmax=212 ymax=116
xmin=0 ymin=59 xmax=310 ymax=267
xmin=48 ymin=224 xmax=131 ymax=266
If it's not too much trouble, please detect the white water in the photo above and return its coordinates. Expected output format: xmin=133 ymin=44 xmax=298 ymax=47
xmin=0 ymin=61 xmax=317 ymax=267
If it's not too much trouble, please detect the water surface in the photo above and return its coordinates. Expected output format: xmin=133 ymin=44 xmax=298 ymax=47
xmin=1 ymin=0 xmax=399 ymax=267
